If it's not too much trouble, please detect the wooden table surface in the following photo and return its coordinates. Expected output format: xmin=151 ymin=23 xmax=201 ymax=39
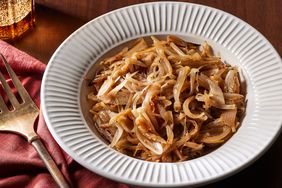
xmin=9 ymin=1 xmax=282 ymax=187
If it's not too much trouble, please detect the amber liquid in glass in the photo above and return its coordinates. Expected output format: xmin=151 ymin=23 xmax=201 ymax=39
xmin=0 ymin=0 xmax=35 ymax=41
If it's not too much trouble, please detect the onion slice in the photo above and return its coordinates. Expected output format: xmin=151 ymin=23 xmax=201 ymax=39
xmin=110 ymin=125 xmax=123 ymax=147
xmin=173 ymin=66 xmax=190 ymax=111
xmin=198 ymin=73 xmax=225 ymax=106
xmin=135 ymin=124 xmax=164 ymax=155
xmin=183 ymin=96 xmax=208 ymax=121
xmin=200 ymin=125 xmax=231 ymax=144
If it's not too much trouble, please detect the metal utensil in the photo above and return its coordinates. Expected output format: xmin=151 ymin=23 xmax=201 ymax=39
xmin=0 ymin=53 xmax=69 ymax=188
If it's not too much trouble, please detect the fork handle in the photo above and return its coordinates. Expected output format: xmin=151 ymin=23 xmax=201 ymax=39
xmin=31 ymin=139 xmax=70 ymax=188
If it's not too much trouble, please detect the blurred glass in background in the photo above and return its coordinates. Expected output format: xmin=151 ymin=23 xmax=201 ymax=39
xmin=0 ymin=0 xmax=35 ymax=41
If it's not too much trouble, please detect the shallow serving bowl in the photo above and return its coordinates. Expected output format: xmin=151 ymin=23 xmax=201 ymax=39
xmin=41 ymin=2 xmax=282 ymax=187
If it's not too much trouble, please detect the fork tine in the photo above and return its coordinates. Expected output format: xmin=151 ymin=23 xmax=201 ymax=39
xmin=0 ymin=68 xmax=20 ymax=108
xmin=0 ymin=94 xmax=8 ymax=113
xmin=0 ymin=53 xmax=33 ymax=104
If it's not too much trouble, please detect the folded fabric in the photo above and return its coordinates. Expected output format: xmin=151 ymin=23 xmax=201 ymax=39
xmin=0 ymin=40 xmax=129 ymax=188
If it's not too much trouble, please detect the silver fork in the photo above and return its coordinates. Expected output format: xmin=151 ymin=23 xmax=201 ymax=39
xmin=0 ymin=53 xmax=69 ymax=188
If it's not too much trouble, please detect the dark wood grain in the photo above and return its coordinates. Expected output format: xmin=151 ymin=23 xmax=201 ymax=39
xmin=9 ymin=1 xmax=282 ymax=187
xmin=10 ymin=5 xmax=87 ymax=63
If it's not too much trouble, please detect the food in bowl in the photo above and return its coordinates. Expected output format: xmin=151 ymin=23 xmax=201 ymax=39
xmin=87 ymin=35 xmax=245 ymax=162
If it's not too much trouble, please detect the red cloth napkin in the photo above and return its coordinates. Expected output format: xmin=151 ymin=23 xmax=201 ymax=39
xmin=0 ymin=40 xmax=130 ymax=188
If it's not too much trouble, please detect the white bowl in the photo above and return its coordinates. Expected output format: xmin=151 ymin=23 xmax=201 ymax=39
xmin=41 ymin=2 xmax=282 ymax=187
